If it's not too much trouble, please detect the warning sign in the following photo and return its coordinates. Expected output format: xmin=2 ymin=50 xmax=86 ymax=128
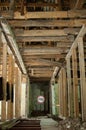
xmin=37 ymin=96 xmax=45 ymax=104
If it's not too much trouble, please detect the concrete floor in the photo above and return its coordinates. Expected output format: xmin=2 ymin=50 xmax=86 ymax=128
xmin=39 ymin=117 xmax=58 ymax=130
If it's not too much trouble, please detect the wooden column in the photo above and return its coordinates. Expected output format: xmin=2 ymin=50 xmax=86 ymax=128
xmin=1 ymin=43 xmax=7 ymax=121
xmin=66 ymin=57 xmax=73 ymax=117
xmin=59 ymin=70 xmax=64 ymax=117
xmin=15 ymin=67 xmax=21 ymax=118
xmin=62 ymin=68 xmax=68 ymax=117
xmin=15 ymin=67 xmax=19 ymax=118
xmin=7 ymin=54 xmax=15 ymax=119
xmin=72 ymin=48 xmax=79 ymax=117
xmin=78 ymin=37 xmax=86 ymax=121
xmin=18 ymin=70 xmax=22 ymax=117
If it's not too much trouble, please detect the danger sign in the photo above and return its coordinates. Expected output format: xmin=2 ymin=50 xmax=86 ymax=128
xmin=37 ymin=96 xmax=45 ymax=103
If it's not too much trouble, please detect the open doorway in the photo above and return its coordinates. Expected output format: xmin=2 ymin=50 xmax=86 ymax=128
xmin=29 ymin=81 xmax=50 ymax=117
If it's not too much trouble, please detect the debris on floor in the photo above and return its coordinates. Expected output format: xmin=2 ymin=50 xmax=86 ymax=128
xmin=56 ymin=117 xmax=86 ymax=130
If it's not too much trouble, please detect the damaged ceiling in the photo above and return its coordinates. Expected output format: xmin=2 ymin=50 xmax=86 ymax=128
xmin=0 ymin=0 xmax=86 ymax=82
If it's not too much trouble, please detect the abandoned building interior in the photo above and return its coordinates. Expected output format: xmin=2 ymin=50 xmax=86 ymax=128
xmin=0 ymin=0 xmax=86 ymax=129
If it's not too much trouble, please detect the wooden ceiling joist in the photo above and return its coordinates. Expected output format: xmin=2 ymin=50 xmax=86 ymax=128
xmin=9 ymin=19 xmax=86 ymax=27
xmin=14 ymin=28 xmax=80 ymax=37
xmin=17 ymin=35 xmax=74 ymax=42
xmin=0 ymin=20 xmax=27 ymax=74
xmin=0 ymin=2 xmax=59 ymax=8
xmin=22 ymin=54 xmax=65 ymax=59
xmin=1 ymin=10 xmax=86 ymax=19
xmin=21 ymin=47 xmax=68 ymax=55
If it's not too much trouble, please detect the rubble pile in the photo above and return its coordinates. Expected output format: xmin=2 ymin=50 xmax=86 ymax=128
xmin=57 ymin=117 xmax=86 ymax=130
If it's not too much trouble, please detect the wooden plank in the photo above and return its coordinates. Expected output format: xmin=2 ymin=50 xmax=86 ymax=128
xmin=66 ymin=57 xmax=73 ymax=117
xmin=13 ymin=10 xmax=86 ymax=19
xmin=72 ymin=48 xmax=79 ymax=117
xmin=21 ymin=47 xmax=68 ymax=55
xmin=62 ymin=68 xmax=68 ymax=117
xmin=70 ymin=0 xmax=84 ymax=9
xmin=22 ymin=54 xmax=65 ymax=59
xmin=15 ymin=29 xmax=67 ymax=37
xmin=18 ymin=70 xmax=21 ymax=117
xmin=0 ymin=2 xmax=59 ymax=8
xmin=10 ymin=56 xmax=15 ymax=119
xmin=14 ymin=11 xmax=68 ymax=19
xmin=15 ymin=67 xmax=19 ymax=118
xmin=78 ymin=37 xmax=86 ymax=121
xmin=24 ymin=59 xmax=62 ymax=67
xmin=59 ymin=69 xmax=63 ymax=116
xmin=17 ymin=36 xmax=74 ymax=42
xmin=1 ymin=21 xmax=27 ymax=74
xmin=66 ymin=25 xmax=86 ymax=59
xmin=9 ymin=19 xmax=86 ymax=27
xmin=14 ymin=28 xmax=80 ymax=37
xmin=9 ymin=0 xmax=15 ymax=17
xmin=74 ymin=0 xmax=84 ymax=9
xmin=1 ymin=43 xmax=7 ymax=121
xmin=7 ymin=54 xmax=13 ymax=120
xmin=1 ymin=10 xmax=86 ymax=19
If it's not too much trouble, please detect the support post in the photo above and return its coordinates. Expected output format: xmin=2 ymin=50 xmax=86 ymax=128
xmin=66 ymin=57 xmax=73 ymax=117
xmin=72 ymin=48 xmax=79 ymax=117
xmin=78 ymin=37 xmax=86 ymax=121
xmin=1 ymin=42 xmax=7 ymax=121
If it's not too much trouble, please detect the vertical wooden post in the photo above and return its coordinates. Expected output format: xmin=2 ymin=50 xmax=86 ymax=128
xmin=15 ymin=67 xmax=19 ymax=118
xmin=72 ymin=48 xmax=79 ymax=117
xmin=11 ymin=57 xmax=15 ymax=118
xmin=15 ymin=67 xmax=21 ymax=118
xmin=62 ymin=68 xmax=68 ymax=117
xmin=78 ymin=37 xmax=86 ymax=121
xmin=7 ymin=54 xmax=14 ymax=120
xmin=59 ymin=69 xmax=64 ymax=117
xmin=1 ymin=43 xmax=7 ymax=121
xmin=66 ymin=57 xmax=73 ymax=117
xmin=18 ymin=70 xmax=22 ymax=117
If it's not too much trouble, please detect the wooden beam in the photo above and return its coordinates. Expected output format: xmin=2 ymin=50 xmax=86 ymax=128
xmin=1 ymin=42 xmax=7 ymax=121
xmin=74 ymin=0 xmax=84 ymax=9
xmin=66 ymin=25 xmax=86 ymax=59
xmin=78 ymin=37 xmax=86 ymax=121
xmin=14 ymin=28 xmax=80 ymax=37
xmin=17 ymin=35 xmax=74 ymax=42
xmin=15 ymin=67 xmax=20 ymax=118
xmin=1 ymin=10 xmax=86 ymax=19
xmin=59 ymin=69 xmax=64 ymax=116
xmin=13 ymin=10 xmax=86 ymax=19
xmin=0 ymin=2 xmax=59 ymax=8
xmin=21 ymin=47 xmax=68 ymax=55
xmin=9 ymin=0 xmax=15 ymax=17
xmin=9 ymin=19 xmax=86 ymax=27
xmin=0 ymin=20 xmax=27 ymax=74
xmin=7 ymin=54 xmax=13 ymax=120
xmin=29 ymin=73 xmax=53 ymax=78
xmin=7 ymin=54 xmax=15 ymax=119
xmin=24 ymin=59 xmax=62 ymax=67
xmin=62 ymin=68 xmax=68 ymax=117
xmin=22 ymin=54 xmax=65 ymax=59
xmin=15 ymin=29 xmax=67 ymax=37
xmin=72 ymin=48 xmax=79 ymax=117
xmin=66 ymin=57 xmax=73 ymax=117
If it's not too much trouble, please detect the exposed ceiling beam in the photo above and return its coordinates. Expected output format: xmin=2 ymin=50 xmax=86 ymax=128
xmin=0 ymin=2 xmax=59 ymax=8
xmin=22 ymin=54 xmax=65 ymax=59
xmin=17 ymin=35 xmax=74 ymax=42
xmin=21 ymin=47 xmax=69 ymax=55
xmin=24 ymin=58 xmax=63 ymax=67
xmin=1 ymin=10 xmax=86 ymax=19
xmin=0 ymin=19 xmax=27 ymax=74
xmin=14 ymin=28 xmax=80 ymax=37
xmin=9 ymin=19 xmax=86 ymax=27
